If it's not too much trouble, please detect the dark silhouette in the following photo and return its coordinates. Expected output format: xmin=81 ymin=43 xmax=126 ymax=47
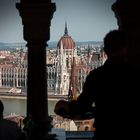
xmin=54 ymin=30 xmax=136 ymax=139
xmin=0 ymin=100 xmax=25 ymax=140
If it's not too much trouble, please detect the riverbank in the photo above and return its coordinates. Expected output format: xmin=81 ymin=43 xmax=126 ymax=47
xmin=0 ymin=87 xmax=68 ymax=101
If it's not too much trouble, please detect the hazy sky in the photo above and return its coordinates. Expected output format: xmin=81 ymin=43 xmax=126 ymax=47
xmin=0 ymin=0 xmax=117 ymax=43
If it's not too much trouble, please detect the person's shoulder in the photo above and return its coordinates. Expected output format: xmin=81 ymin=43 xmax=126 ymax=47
xmin=88 ymin=65 xmax=105 ymax=76
xmin=85 ymin=66 xmax=105 ymax=83
xmin=0 ymin=118 xmax=17 ymax=123
xmin=0 ymin=118 xmax=19 ymax=128
xmin=0 ymin=119 xmax=25 ymax=140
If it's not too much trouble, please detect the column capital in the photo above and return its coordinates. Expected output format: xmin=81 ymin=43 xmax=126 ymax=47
xmin=16 ymin=2 xmax=56 ymax=42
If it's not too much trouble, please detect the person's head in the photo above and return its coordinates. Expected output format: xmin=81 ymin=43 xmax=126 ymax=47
xmin=103 ymin=30 xmax=127 ymax=59
xmin=0 ymin=100 xmax=4 ymax=118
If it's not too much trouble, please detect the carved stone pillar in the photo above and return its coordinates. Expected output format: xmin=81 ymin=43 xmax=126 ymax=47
xmin=112 ymin=0 xmax=140 ymax=67
xmin=16 ymin=0 xmax=56 ymax=139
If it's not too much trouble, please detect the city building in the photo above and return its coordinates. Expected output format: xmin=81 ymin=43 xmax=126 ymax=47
xmin=0 ymin=23 xmax=105 ymax=131
xmin=0 ymin=23 xmax=105 ymax=96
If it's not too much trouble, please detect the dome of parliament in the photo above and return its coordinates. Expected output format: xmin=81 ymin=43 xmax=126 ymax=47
xmin=57 ymin=22 xmax=75 ymax=50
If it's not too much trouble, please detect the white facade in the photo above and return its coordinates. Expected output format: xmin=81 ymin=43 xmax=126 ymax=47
xmin=0 ymin=66 xmax=27 ymax=88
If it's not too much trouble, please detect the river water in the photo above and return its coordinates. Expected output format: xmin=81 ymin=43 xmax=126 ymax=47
xmin=0 ymin=97 xmax=57 ymax=116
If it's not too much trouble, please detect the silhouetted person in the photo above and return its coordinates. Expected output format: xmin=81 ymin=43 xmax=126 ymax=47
xmin=54 ymin=30 xmax=138 ymax=139
xmin=0 ymin=100 xmax=25 ymax=140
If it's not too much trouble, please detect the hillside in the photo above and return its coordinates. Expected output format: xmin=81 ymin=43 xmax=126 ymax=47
xmin=0 ymin=41 xmax=103 ymax=50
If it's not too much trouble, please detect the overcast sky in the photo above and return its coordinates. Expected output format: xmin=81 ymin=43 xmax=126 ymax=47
xmin=0 ymin=0 xmax=117 ymax=43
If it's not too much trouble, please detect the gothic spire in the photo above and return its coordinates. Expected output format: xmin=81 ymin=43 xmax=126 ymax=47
xmin=64 ymin=21 xmax=68 ymax=35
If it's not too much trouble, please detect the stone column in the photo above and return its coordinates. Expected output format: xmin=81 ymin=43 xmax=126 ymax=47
xmin=0 ymin=68 xmax=2 ymax=87
xmin=16 ymin=0 xmax=56 ymax=140
xmin=112 ymin=0 xmax=140 ymax=68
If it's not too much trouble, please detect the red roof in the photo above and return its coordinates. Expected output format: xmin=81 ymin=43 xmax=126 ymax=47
xmin=57 ymin=22 xmax=75 ymax=49
xmin=57 ymin=34 xmax=75 ymax=49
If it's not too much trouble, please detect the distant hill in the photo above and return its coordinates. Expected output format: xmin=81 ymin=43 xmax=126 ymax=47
xmin=0 ymin=41 xmax=103 ymax=50
xmin=0 ymin=42 xmax=26 ymax=50
xmin=76 ymin=41 xmax=103 ymax=47
xmin=48 ymin=41 xmax=103 ymax=48
xmin=48 ymin=42 xmax=57 ymax=48
xmin=0 ymin=42 xmax=6 ymax=49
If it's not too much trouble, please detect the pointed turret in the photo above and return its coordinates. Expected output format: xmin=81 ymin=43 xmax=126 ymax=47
xmin=60 ymin=40 xmax=64 ymax=65
xmin=68 ymin=57 xmax=80 ymax=101
xmin=64 ymin=21 xmax=68 ymax=35
xmin=57 ymin=21 xmax=75 ymax=50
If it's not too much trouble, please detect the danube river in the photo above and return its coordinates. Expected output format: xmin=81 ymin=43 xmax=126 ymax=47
xmin=0 ymin=95 xmax=61 ymax=116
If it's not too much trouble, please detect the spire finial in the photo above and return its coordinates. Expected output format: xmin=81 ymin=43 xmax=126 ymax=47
xmin=64 ymin=21 xmax=68 ymax=35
